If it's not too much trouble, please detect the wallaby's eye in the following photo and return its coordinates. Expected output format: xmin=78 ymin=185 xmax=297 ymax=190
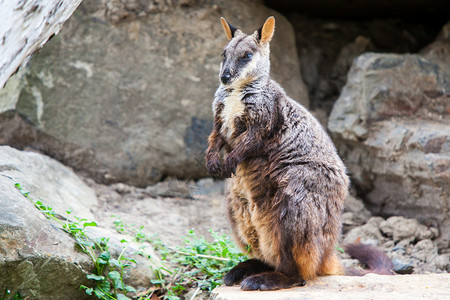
xmin=241 ymin=52 xmax=253 ymax=62
xmin=221 ymin=51 xmax=226 ymax=59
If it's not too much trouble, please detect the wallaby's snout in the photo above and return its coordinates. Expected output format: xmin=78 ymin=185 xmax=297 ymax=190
xmin=221 ymin=68 xmax=232 ymax=85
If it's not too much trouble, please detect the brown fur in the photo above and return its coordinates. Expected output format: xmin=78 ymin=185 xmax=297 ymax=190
xmin=206 ymin=17 xmax=388 ymax=290
xmin=344 ymin=243 xmax=395 ymax=275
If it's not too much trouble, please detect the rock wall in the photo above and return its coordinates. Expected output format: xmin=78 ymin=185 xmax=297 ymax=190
xmin=285 ymin=14 xmax=444 ymax=116
xmin=0 ymin=0 xmax=308 ymax=186
xmin=328 ymin=51 xmax=449 ymax=249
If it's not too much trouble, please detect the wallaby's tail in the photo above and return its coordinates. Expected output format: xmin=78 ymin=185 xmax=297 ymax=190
xmin=344 ymin=243 xmax=395 ymax=276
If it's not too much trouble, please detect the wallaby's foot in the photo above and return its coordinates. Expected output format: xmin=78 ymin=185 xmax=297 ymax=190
xmin=240 ymin=271 xmax=306 ymax=291
xmin=224 ymin=259 xmax=274 ymax=286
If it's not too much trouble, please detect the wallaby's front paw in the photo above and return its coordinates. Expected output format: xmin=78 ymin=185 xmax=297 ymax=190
xmin=221 ymin=167 xmax=233 ymax=178
xmin=223 ymin=155 xmax=238 ymax=177
xmin=206 ymin=152 xmax=222 ymax=175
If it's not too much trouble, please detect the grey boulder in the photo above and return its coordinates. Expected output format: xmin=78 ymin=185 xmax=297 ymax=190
xmin=329 ymin=52 xmax=449 ymax=250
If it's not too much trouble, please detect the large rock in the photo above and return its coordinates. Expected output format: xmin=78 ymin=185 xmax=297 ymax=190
xmin=0 ymin=0 xmax=308 ymax=186
xmin=0 ymin=146 xmax=154 ymax=298
xmin=0 ymin=0 xmax=82 ymax=87
xmin=0 ymin=146 xmax=93 ymax=299
xmin=286 ymin=14 xmax=443 ymax=118
xmin=0 ymin=145 xmax=98 ymax=220
xmin=328 ymin=53 xmax=449 ymax=250
xmin=0 ymin=180 xmax=92 ymax=299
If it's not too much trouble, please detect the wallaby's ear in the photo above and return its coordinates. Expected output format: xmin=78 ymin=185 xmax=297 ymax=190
xmin=257 ymin=16 xmax=275 ymax=44
xmin=221 ymin=17 xmax=238 ymax=40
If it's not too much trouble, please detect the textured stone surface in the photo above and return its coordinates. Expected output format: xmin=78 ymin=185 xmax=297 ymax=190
xmin=1 ymin=0 xmax=308 ymax=186
xmin=90 ymin=177 xmax=230 ymax=247
xmin=0 ymin=145 xmax=98 ymax=220
xmin=343 ymin=214 xmax=446 ymax=275
xmin=212 ymin=273 xmax=450 ymax=300
xmin=287 ymin=14 xmax=443 ymax=116
xmin=379 ymin=216 xmax=438 ymax=243
xmin=344 ymin=217 xmax=385 ymax=246
xmin=0 ymin=0 xmax=82 ymax=87
xmin=0 ymin=146 xmax=155 ymax=298
xmin=342 ymin=194 xmax=372 ymax=233
xmin=421 ymin=21 xmax=450 ymax=73
xmin=328 ymin=53 xmax=450 ymax=250
xmin=0 ymin=147 xmax=92 ymax=299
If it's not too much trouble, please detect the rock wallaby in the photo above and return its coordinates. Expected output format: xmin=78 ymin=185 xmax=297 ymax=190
xmin=205 ymin=17 xmax=393 ymax=291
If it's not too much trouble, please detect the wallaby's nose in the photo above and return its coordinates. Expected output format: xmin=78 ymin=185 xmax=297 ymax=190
xmin=221 ymin=70 xmax=231 ymax=84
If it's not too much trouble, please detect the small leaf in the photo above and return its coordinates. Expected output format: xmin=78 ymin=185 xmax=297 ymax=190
xmin=124 ymin=285 xmax=136 ymax=292
xmin=172 ymin=285 xmax=185 ymax=292
xmin=99 ymin=251 xmax=111 ymax=261
xmin=86 ymin=274 xmax=104 ymax=281
xmin=12 ymin=293 xmax=22 ymax=300
xmin=97 ymin=258 xmax=109 ymax=265
xmin=150 ymin=279 xmax=165 ymax=285
xmin=76 ymin=237 xmax=93 ymax=248
xmin=110 ymin=258 xmax=122 ymax=268
xmin=99 ymin=238 xmax=109 ymax=247
xmin=83 ymin=221 xmax=98 ymax=228
xmin=122 ymin=257 xmax=136 ymax=264
xmin=335 ymin=245 xmax=345 ymax=254
xmin=114 ymin=279 xmax=124 ymax=290
xmin=117 ymin=294 xmax=131 ymax=300
xmin=108 ymin=271 xmax=121 ymax=280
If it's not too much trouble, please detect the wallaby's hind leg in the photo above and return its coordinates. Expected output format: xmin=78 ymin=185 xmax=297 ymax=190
xmin=240 ymin=271 xmax=306 ymax=291
xmin=240 ymin=239 xmax=306 ymax=290
xmin=318 ymin=251 xmax=343 ymax=276
xmin=223 ymin=259 xmax=274 ymax=286
xmin=240 ymin=254 xmax=306 ymax=291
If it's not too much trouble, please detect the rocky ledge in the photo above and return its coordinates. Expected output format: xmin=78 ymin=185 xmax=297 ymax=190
xmin=212 ymin=273 xmax=450 ymax=300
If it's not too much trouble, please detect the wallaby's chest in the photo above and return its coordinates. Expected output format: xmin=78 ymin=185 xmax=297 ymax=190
xmin=220 ymin=91 xmax=246 ymax=139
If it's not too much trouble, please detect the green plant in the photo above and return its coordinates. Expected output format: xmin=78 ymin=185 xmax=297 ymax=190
xmin=0 ymin=290 xmax=22 ymax=300
xmin=112 ymin=217 xmax=248 ymax=299
xmin=79 ymin=237 xmax=137 ymax=300
xmin=15 ymin=183 xmax=136 ymax=300
xmin=15 ymin=183 xmax=247 ymax=300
